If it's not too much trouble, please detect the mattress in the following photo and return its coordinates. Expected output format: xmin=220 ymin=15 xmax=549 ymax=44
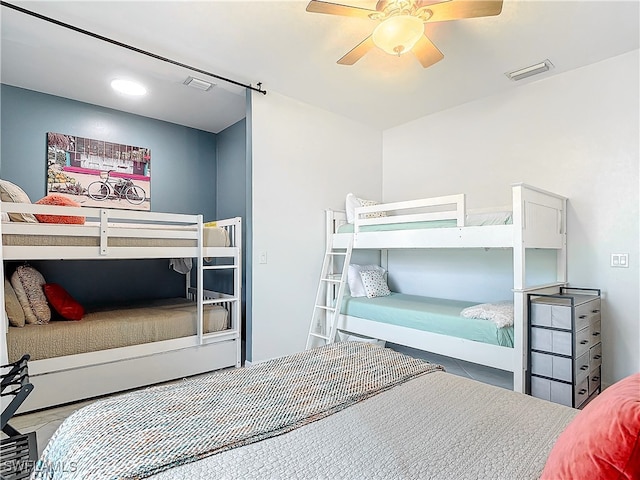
xmin=1 ymin=224 xmax=230 ymax=248
xmin=153 ymin=371 xmax=576 ymax=480
xmin=337 ymin=210 xmax=513 ymax=233
xmin=6 ymin=297 xmax=228 ymax=362
xmin=36 ymin=343 xmax=577 ymax=480
xmin=341 ymin=293 xmax=514 ymax=347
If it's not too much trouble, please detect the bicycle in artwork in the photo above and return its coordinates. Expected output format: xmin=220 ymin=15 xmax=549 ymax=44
xmin=87 ymin=170 xmax=146 ymax=205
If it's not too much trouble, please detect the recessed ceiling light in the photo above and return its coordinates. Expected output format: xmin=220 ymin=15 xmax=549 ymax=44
xmin=111 ymin=79 xmax=147 ymax=96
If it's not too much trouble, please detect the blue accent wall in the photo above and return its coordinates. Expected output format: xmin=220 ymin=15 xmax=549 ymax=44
xmin=216 ymin=118 xmax=248 ymax=348
xmin=0 ymin=84 xmax=218 ymax=304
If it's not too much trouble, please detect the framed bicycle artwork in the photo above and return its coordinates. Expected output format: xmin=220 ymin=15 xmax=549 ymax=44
xmin=46 ymin=132 xmax=151 ymax=211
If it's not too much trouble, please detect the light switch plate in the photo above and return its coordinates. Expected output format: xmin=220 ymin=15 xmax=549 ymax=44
xmin=611 ymin=253 xmax=629 ymax=268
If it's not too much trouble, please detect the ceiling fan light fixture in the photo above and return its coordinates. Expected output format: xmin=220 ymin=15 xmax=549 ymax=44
xmin=372 ymin=15 xmax=424 ymax=56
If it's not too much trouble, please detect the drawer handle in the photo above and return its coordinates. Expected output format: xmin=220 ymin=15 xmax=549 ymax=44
xmin=580 ymin=340 xmax=589 ymax=345
xmin=592 ymin=309 xmax=600 ymax=313
xmin=578 ymin=388 xmax=587 ymax=395
xmin=592 ymin=332 xmax=600 ymax=337
xmin=580 ymin=365 xmax=589 ymax=371
xmin=593 ymin=354 xmax=602 ymax=360
xmin=578 ymin=315 xmax=587 ymax=319
xmin=591 ymin=376 xmax=600 ymax=382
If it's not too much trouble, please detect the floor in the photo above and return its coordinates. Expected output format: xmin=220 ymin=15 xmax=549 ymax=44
xmin=387 ymin=343 xmax=513 ymax=390
xmin=5 ymin=343 xmax=512 ymax=457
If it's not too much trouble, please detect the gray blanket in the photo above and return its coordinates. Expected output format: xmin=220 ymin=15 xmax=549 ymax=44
xmin=153 ymin=370 xmax=577 ymax=480
xmin=33 ymin=342 xmax=443 ymax=480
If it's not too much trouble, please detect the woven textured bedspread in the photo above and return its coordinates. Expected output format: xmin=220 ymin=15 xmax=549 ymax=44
xmin=33 ymin=342 xmax=443 ymax=480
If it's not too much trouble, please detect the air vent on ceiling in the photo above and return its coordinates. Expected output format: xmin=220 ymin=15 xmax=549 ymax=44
xmin=183 ymin=76 xmax=215 ymax=91
xmin=505 ymin=59 xmax=554 ymax=81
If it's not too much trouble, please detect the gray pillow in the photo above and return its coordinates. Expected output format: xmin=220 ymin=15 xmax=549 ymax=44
xmin=4 ymin=278 xmax=25 ymax=327
xmin=11 ymin=265 xmax=51 ymax=324
xmin=0 ymin=179 xmax=38 ymax=223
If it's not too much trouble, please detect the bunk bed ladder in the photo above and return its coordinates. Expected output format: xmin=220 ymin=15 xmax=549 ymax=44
xmin=306 ymin=239 xmax=353 ymax=349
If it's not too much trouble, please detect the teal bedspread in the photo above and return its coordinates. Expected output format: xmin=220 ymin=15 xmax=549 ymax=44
xmin=341 ymin=293 xmax=514 ymax=347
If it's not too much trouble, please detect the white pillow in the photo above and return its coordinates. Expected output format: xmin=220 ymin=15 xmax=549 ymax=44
xmin=347 ymin=264 xmax=385 ymax=297
xmin=460 ymin=301 xmax=514 ymax=328
xmin=359 ymin=270 xmax=391 ymax=298
xmin=345 ymin=193 xmax=387 ymax=224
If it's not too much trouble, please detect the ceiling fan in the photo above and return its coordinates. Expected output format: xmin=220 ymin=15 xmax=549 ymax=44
xmin=306 ymin=0 xmax=503 ymax=68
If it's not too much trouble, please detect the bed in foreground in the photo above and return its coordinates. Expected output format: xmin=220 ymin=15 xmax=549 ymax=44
xmin=32 ymin=342 xmax=639 ymax=480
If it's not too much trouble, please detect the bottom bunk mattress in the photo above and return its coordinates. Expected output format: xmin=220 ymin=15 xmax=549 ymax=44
xmin=341 ymin=293 xmax=514 ymax=347
xmin=6 ymin=297 xmax=228 ymax=363
xmin=34 ymin=343 xmax=577 ymax=480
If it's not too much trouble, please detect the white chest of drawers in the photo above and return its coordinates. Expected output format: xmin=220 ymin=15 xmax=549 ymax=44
xmin=528 ymin=287 xmax=602 ymax=408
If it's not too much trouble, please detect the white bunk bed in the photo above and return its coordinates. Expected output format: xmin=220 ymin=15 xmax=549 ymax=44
xmin=325 ymin=183 xmax=567 ymax=393
xmin=0 ymin=202 xmax=242 ymax=412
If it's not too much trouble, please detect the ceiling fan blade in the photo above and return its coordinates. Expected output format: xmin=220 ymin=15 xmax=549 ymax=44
xmin=337 ymin=35 xmax=375 ymax=65
xmin=426 ymin=0 xmax=503 ymax=23
xmin=412 ymin=35 xmax=444 ymax=68
xmin=306 ymin=0 xmax=377 ymax=19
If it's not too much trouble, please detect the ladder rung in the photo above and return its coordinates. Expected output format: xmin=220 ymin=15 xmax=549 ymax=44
xmin=321 ymin=278 xmax=342 ymax=283
xmin=309 ymin=333 xmax=330 ymax=340
xmin=203 ymin=265 xmax=238 ymax=270
xmin=203 ymin=298 xmax=238 ymax=305
xmin=315 ymin=305 xmax=336 ymax=312
xmin=326 ymin=252 xmax=347 ymax=256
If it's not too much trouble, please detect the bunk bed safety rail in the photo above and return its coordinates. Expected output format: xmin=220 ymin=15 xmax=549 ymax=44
xmin=353 ymin=194 xmax=466 ymax=233
xmin=1 ymin=202 xmax=202 ymax=225
xmin=213 ymin=217 xmax=242 ymax=248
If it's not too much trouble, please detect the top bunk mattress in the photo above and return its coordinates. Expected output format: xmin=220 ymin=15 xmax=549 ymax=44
xmin=341 ymin=293 xmax=514 ymax=347
xmin=1 ymin=224 xmax=230 ymax=248
xmin=337 ymin=210 xmax=512 ymax=233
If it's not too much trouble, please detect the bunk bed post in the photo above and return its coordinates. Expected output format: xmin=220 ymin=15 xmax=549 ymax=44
xmin=557 ymin=198 xmax=568 ymax=283
xmin=234 ymin=217 xmax=242 ymax=368
xmin=0 ymin=217 xmax=7 ymax=367
xmin=196 ymin=215 xmax=204 ymax=342
xmin=512 ymin=185 xmax=527 ymax=393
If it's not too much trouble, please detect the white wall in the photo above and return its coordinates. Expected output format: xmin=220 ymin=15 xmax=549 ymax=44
xmin=382 ymin=50 xmax=640 ymax=386
xmin=250 ymin=91 xmax=382 ymax=362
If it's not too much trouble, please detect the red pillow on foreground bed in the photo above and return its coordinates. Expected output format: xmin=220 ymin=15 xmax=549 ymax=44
xmin=44 ymin=283 xmax=85 ymax=320
xmin=35 ymin=194 xmax=85 ymax=224
xmin=541 ymin=373 xmax=640 ymax=480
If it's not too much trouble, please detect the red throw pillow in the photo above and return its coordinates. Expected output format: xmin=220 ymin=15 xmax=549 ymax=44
xmin=541 ymin=373 xmax=640 ymax=480
xmin=35 ymin=194 xmax=85 ymax=224
xmin=43 ymin=283 xmax=85 ymax=321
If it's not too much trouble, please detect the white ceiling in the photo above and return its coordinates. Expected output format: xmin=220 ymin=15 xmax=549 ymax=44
xmin=1 ymin=1 xmax=638 ymax=133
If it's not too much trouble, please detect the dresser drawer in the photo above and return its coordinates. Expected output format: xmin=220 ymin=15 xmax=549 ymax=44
xmin=589 ymin=343 xmax=602 ymax=370
xmin=590 ymin=320 xmax=602 ymax=346
xmin=575 ymin=326 xmax=591 ymax=357
xmin=574 ymin=377 xmax=590 ymax=408
xmin=589 ymin=366 xmax=601 ymax=396
xmin=575 ymin=298 xmax=600 ymax=331
xmin=531 ymin=352 xmax=572 ymax=382
xmin=575 ymin=351 xmax=591 ymax=384
xmin=531 ymin=303 xmax=572 ymax=330
xmin=531 ymin=327 xmax=572 ymax=356
xmin=531 ymin=376 xmax=574 ymax=407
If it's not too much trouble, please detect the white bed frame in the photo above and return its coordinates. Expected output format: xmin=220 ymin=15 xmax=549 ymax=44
xmin=0 ymin=202 xmax=242 ymax=412
xmin=326 ymin=183 xmax=567 ymax=393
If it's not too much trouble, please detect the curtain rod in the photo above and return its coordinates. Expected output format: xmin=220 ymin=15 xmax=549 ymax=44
xmin=0 ymin=1 xmax=267 ymax=95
